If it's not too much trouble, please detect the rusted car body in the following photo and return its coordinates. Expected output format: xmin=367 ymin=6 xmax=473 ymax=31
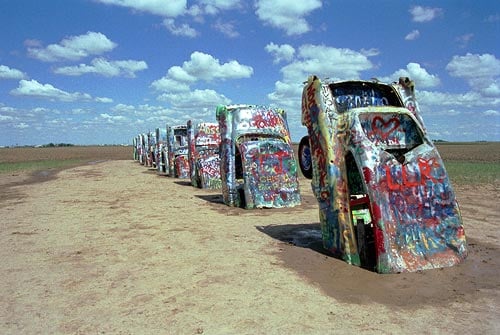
xmin=167 ymin=125 xmax=189 ymax=178
xmin=216 ymin=104 xmax=301 ymax=209
xmin=155 ymin=126 xmax=168 ymax=174
xmin=300 ymin=75 xmax=467 ymax=273
xmin=187 ymin=121 xmax=222 ymax=189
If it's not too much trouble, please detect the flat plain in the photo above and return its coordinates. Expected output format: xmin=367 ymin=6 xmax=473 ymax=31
xmin=0 ymin=142 xmax=498 ymax=334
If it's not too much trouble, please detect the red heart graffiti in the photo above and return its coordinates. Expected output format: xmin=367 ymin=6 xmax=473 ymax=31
xmin=371 ymin=116 xmax=400 ymax=140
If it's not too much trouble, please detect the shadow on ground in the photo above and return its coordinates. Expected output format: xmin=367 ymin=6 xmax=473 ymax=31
xmin=257 ymin=223 xmax=500 ymax=310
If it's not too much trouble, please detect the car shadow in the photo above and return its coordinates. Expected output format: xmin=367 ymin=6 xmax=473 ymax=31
xmin=174 ymin=180 xmax=192 ymax=187
xmin=256 ymin=223 xmax=332 ymax=257
xmin=195 ymin=194 xmax=224 ymax=204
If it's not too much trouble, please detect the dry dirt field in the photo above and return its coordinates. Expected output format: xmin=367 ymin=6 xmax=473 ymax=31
xmin=0 ymin=144 xmax=499 ymax=334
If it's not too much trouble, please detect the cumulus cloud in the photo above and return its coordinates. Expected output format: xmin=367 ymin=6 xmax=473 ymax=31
xmin=446 ymin=53 xmax=500 ymax=79
xmin=10 ymin=79 xmax=111 ymax=103
xmin=53 ymin=58 xmax=148 ymax=77
xmin=162 ymin=18 xmax=199 ymax=37
xmin=265 ymin=42 xmax=295 ymax=64
xmin=151 ymin=51 xmax=253 ymax=92
xmin=95 ymin=0 xmax=186 ymax=17
xmin=409 ymin=6 xmax=443 ymax=22
xmin=379 ymin=63 xmax=440 ymax=88
xmin=0 ymin=65 xmax=28 ymax=80
xmin=267 ymin=45 xmax=374 ymax=110
xmin=255 ymin=0 xmax=322 ymax=35
xmin=446 ymin=53 xmax=500 ymax=97
xmin=282 ymin=45 xmax=373 ymax=82
xmin=28 ymin=32 xmax=117 ymax=62
xmin=157 ymin=89 xmax=230 ymax=109
xmin=405 ymin=30 xmax=420 ymax=41
xmin=193 ymin=0 xmax=242 ymax=15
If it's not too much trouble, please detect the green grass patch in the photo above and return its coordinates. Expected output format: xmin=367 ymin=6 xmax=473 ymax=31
xmin=0 ymin=159 xmax=86 ymax=174
xmin=444 ymin=161 xmax=499 ymax=185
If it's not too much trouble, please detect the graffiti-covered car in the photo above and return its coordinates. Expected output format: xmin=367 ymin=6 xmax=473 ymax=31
xmin=187 ymin=121 xmax=221 ymax=189
xmin=139 ymin=133 xmax=147 ymax=165
xmin=167 ymin=125 xmax=189 ymax=178
xmin=300 ymin=75 xmax=467 ymax=273
xmin=155 ymin=126 xmax=168 ymax=174
xmin=216 ymin=104 xmax=301 ymax=209
xmin=133 ymin=135 xmax=140 ymax=161
xmin=146 ymin=131 xmax=156 ymax=167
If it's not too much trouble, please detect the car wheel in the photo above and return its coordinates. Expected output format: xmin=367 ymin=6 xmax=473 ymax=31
xmin=298 ymin=136 xmax=313 ymax=179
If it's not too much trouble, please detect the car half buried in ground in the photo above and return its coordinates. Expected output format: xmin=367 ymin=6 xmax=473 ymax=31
xmin=299 ymin=75 xmax=467 ymax=273
xmin=216 ymin=104 xmax=301 ymax=209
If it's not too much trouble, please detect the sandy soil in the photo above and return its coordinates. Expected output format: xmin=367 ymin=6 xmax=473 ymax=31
xmin=0 ymin=160 xmax=499 ymax=334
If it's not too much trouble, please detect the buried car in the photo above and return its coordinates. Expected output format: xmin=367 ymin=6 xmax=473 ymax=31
xmin=216 ymin=104 xmax=301 ymax=209
xmin=187 ymin=120 xmax=222 ymax=189
xmin=155 ymin=126 xmax=168 ymax=174
xmin=299 ymin=75 xmax=467 ymax=273
xmin=167 ymin=125 xmax=189 ymax=178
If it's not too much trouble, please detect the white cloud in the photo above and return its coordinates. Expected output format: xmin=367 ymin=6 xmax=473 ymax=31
xmin=111 ymin=103 xmax=136 ymax=113
xmin=405 ymin=30 xmax=420 ymax=41
xmin=0 ymin=114 xmax=14 ymax=121
xmin=157 ymin=89 xmax=230 ymax=109
xmin=417 ymin=90 xmax=499 ymax=109
xmin=0 ymin=65 xmax=28 ymax=80
xmin=28 ymin=31 xmax=117 ymax=62
xmin=213 ymin=19 xmax=239 ymax=38
xmin=360 ymin=48 xmax=380 ymax=57
xmin=409 ymin=6 xmax=443 ymax=23
xmin=255 ymin=0 xmax=322 ymax=35
xmin=483 ymin=109 xmax=499 ymax=116
xmin=446 ymin=53 xmax=500 ymax=80
xmin=281 ymin=45 xmax=373 ymax=82
xmin=265 ymin=42 xmax=295 ymax=64
xmin=194 ymin=0 xmax=242 ymax=15
xmin=95 ymin=0 xmax=186 ymax=17
xmin=14 ymin=122 xmax=29 ymax=129
xmin=10 ymin=79 xmax=93 ymax=102
xmin=162 ymin=18 xmax=199 ymax=37
xmin=100 ymin=113 xmax=127 ymax=123
xmin=455 ymin=33 xmax=474 ymax=48
xmin=446 ymin=53 xmax=500 ymax=97
xmin=379 ymin=63 xmax=440 ymax=88
xmin=267 ymin=44 xmax=374 ymax=110
xmin=95 ymin=97 xmax=114 ymax=103
xmin=54 ymin=58 xmax=148 ymax=77
xmin=151 ymin=51 xmax=253 ymax=93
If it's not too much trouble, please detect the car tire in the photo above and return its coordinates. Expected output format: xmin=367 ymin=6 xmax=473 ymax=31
xmin=298 ymin=136 xmax=313 ymax=179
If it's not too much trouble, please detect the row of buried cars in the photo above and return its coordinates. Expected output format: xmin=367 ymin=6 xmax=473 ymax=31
xmin=132 ymin=76 xmax=468 ymax=274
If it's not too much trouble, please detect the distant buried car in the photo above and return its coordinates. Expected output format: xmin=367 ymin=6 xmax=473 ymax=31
xmin=216 ymin=104 xmax=301 ymax=209
xmin=155 ymin=126 xmax=168 ymax=174
xmin=300 ymin=75 xmax=467 ymax=273
xmin=187 ymin=120 xmax=222 ymax=189
xmin=167 ymin=124 xmax=189 ymax=178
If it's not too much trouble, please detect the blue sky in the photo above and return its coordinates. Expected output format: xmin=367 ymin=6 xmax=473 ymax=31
xmin=0 ymin=0 xmax=499 ymax=146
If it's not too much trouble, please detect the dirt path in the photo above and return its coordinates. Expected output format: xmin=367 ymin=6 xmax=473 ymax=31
xmin=1 ymin=160 xmax=499 ymax=334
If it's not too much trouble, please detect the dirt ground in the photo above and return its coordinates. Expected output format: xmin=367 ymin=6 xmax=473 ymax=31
xmin=0 ymin=147 xmax=499 ymax=334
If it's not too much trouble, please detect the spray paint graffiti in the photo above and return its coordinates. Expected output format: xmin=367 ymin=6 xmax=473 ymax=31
xmin=167 ymin=125 xmax=189 ymax=178
xmin=216 ymin=104 xmax=301 ymax=209
xmin=155 ymin=126 xmax=168 ymax=174
xmin=300 ymin=75 xmax=467 ymax=273
xmin=187 ymin=121 xmax=222 ymax=189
